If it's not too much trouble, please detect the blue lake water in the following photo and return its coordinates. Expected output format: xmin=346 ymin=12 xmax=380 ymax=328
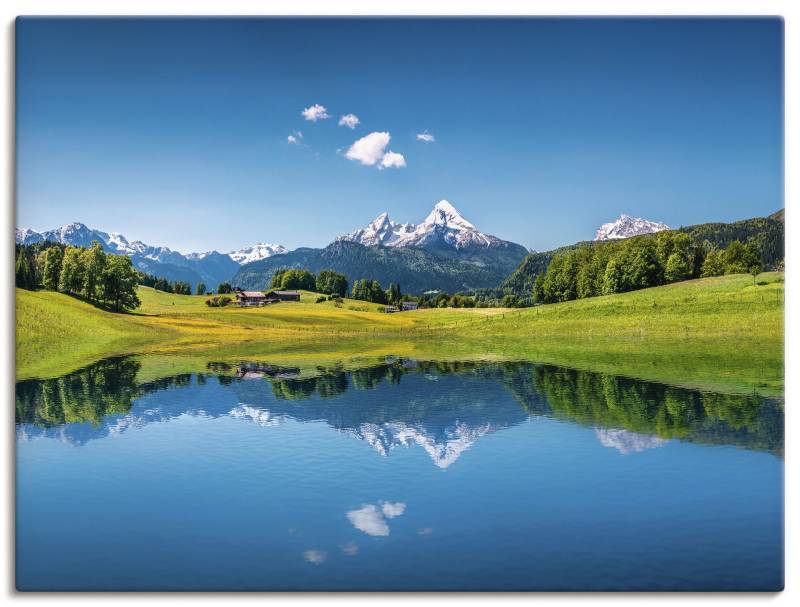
xmin=16 ymin=357 xmax=783 ymax=591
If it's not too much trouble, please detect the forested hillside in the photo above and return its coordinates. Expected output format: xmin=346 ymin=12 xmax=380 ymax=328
xmin=501 ymin=212 xmax=784 ymax=297
xmin=232 ymin=240 xmax=523 ymax=294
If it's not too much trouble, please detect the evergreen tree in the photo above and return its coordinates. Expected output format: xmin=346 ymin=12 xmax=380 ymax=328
xmin=217 ymin=282 xmax=232 ymax=294
xmin=387 ymin=282 xmax=402 ymax=305
xmin=196 ymin=282 xmax=207 ymax=295
xmin=15 ymin=251 xmax=35 ymax=289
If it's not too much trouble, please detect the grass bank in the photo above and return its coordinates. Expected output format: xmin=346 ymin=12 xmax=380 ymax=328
xmin=16 ymin=273 xmax=784 ymax=395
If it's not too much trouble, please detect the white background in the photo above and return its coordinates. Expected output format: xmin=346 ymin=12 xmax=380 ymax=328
xmin=0 ymin=1 xmax=795 ymax=605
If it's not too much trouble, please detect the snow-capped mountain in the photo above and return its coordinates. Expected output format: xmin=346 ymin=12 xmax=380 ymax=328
xmin=594 ymin=214 xmax=669 ymax=241
xmin=228 ymin=243 xmax=288 ymax=264
xmin=16 ymin=222 xmax=288 ymax=289
xmin=337 ymin=200 xmax=516 ymax=251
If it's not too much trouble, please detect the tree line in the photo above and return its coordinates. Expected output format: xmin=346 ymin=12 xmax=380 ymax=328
xmin=138 ymin=273 xmax=194 ymax=295
xmin=269 ymin=268 xmax=349 ymax=297
xmin=533 ymin=232 xmax=762 ymax=304
xmin=16 ymin=241 xmax=141 ymax=312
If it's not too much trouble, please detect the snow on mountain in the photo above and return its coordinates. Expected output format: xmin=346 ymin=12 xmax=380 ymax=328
xmin=350 ymin=419 xmax=497 ymax=469
xmin=594 ymin=428 xmax=669 ymax=454
xmin=337 ymin=200 xmax=508 ymax=250
xmin=594 ymin=214 xmax=669 ymax=241
xmin=228 ymin=243 xmax=288 ymax=264
xmin=15 ymin=222 xmax=287 ymax=265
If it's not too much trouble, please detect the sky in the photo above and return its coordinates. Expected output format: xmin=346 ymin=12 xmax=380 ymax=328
xmin=16 ymin=17 xmax=783 ymax=253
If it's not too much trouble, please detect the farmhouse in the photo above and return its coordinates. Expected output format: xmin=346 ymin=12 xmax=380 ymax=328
xmin=265 ymin=290 xmax=301 ymax=303
xmin=401 ymin=301 xmax=419 ymax=311
xmin=235 ymin=291 xmax=267 ymax=307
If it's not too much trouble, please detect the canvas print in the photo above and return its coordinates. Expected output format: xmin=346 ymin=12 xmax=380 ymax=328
xmin=15 ymin=17 xmax=784 ymax=591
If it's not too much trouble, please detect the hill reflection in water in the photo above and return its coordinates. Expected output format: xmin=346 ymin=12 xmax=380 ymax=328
xmin=16 ymin=355 xmax=784 ymax=463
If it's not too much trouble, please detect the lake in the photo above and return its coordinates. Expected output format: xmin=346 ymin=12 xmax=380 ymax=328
xmin=15 ymin=356 xmax=784 ymax=591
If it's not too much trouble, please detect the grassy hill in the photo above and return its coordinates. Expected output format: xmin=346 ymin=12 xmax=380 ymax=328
xmin=16 ymin=273 xmax=783 ymax=395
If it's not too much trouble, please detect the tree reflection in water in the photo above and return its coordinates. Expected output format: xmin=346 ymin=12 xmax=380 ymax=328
xmin=16 ymin=356 xmax=783 ymax=456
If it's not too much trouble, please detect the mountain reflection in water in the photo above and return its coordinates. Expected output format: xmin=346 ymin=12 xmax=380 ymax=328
xmin=15 ymin=356 xmax=784 ymax=463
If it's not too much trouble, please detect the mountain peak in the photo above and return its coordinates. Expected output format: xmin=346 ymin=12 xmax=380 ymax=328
xmin=594 ymin=214 xmax=669 ymax=241
xmin=423 ymin=200 xmax=476 ymax=231
xmin=228 ymin=242 xmax=288 ymax=265
xmin=337 ymin=199 xmax=512 ymax=251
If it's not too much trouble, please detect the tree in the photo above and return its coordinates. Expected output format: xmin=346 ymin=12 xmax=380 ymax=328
xmin=153 ymin=277 xmax=172 ymax=292
xmin=316 ymin=270 xmax=348 ymax=297
xmin=217 ymin=282 xmax=232 ymax=294
xmin=621 ymin=238 xmax=662 ymax=290
xmin=42 ymin=247 xmax=63 ymax=291
xmin=749 ymin=262 xmax=762 ymax=285
xmin=173 ymin=281 xmax=192 ymax=295
xmin=101 ymin=255 xmax=141 ymax=311
xmin=502 ymin=294 xmax=522 ymax=308
xmin=700 ymin=249 xmax=725 ymax=277
xmin=367 ymin=280 xmax=387 ymax=304
xmin=386 ymin=282 xmax=402 ymax=305
xmin=278 ymin=269 xmax=316 ymax=290
xmin=196 ymin=282 xmax=207 ymax=295
xmin=532 ymin=273 xmax=546 ymax=303
xmin=270 ymin=269 xmax=289 ymax=289
xmin=602 ymin=256 xmax=624 ymax=295
xmin=58 ymin=247 xmax=86 ymax=294
xmin=81 ymin=241 xmax=107 ymax=302
xmin=664 ymin=252 xmax=691 ymax=283
xmin=15 ymin=251 xmax=36 ymax=289
xmin=722 ymin=240 xmax=760 ymax=275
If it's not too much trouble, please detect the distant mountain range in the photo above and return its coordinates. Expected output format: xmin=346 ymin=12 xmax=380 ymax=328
xmin=594 ymin=213 xmax=669 ymax=240
xmin=233 ymin=201 xmax=530 ymax=293
xmin=15 ymin=223 xmax=287 ymax=289
xmin=16 ymin=204 xmax=784 ymax=295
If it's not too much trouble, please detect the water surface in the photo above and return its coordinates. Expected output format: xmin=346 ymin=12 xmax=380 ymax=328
xmin=16 ymin=357 xmax=783 ymax=591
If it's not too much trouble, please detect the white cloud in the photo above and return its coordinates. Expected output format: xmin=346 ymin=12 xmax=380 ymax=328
xmin=303 ymin=549 xmax=327 ymax=565
xmin=346 ymin=131 xmax=390 ymax=166
xmin=347 ymin=504 xmax=390 ymax=536
xmin=380 ymin=151 xmax=406 ymax=169
xmin=301 ymin=103 xmax=330 ymax=122
xmin=345 ymin=131 xmax=406 ymax=170
xmin=287 ymin=131 xmax=303 ymax=145
xmin=381 ymin=501 xmax=406 ymax=518
xmin=416 ymin=132 xmax=436 ymax=143
xmin=338 ymin=113 xmax=360 ymax=129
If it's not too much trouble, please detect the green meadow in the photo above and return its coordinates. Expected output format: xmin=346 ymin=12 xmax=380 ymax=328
xmin=16 ymin=272 xmax=784 ymax=396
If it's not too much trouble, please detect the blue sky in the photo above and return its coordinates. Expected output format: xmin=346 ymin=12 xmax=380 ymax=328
xmin=16 ymin=17 xmax=783 ymax=253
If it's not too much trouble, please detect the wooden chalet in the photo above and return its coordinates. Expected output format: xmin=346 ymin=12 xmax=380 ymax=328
xmin=264 ymin=290 xmax=301 ymax=303
xmin=235 ymin=291 xmax=268 ymax=307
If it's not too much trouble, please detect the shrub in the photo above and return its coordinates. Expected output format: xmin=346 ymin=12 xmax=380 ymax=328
xmin=205 ymin=295 xmax=231 ymax=307
xmin=315 ymin=296 xmax=327 ymax=303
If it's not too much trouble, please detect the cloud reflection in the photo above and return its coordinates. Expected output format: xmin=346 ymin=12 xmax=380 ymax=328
xmin=303 ymin=549 xmax=327 ymax=565
xmin=347 ymin=501 xmax=407 ymax=537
